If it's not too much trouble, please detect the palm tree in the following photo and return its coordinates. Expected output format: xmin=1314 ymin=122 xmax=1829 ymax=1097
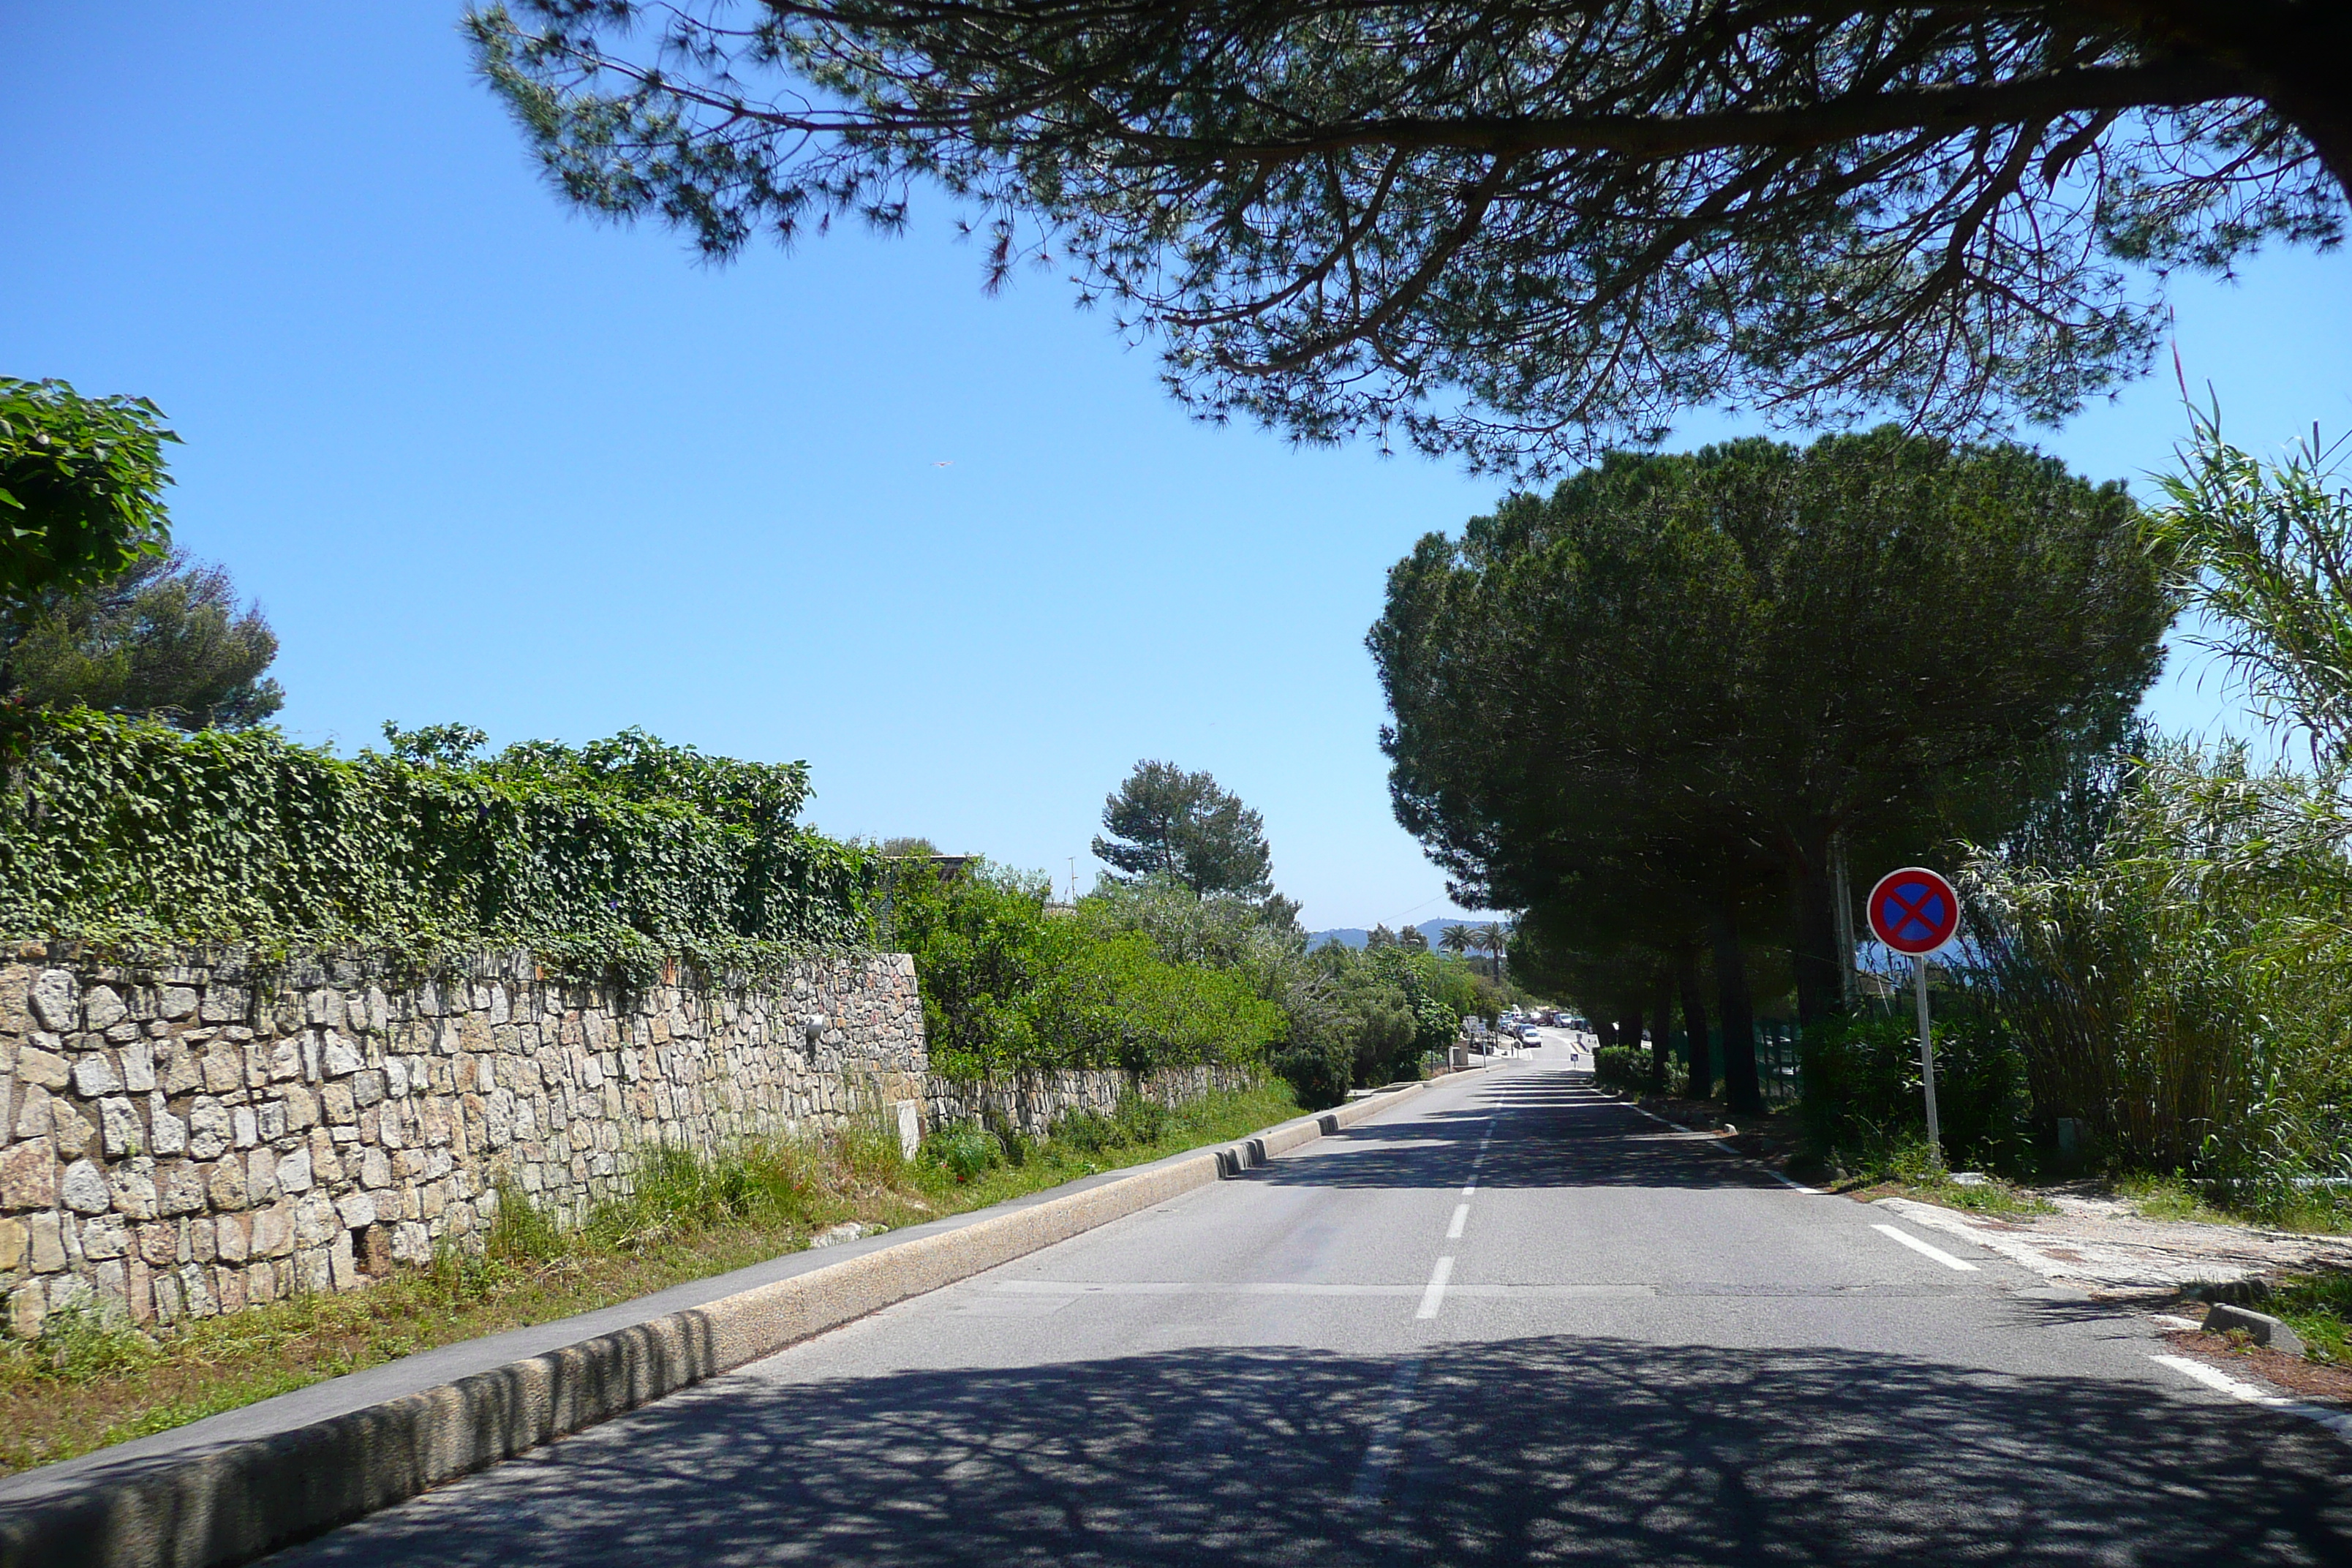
xmin=1465 ymin=924 xmax=1502 ymax=980
xmin=1440 ymin=924 xmax=1474 ymax=960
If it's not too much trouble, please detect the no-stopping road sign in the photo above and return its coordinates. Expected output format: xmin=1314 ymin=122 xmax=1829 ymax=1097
xmin=1866 ymin=867 xmax=1960 ymax=957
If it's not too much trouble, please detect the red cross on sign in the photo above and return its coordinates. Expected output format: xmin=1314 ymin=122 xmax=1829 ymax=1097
xmin=1866 ymin=867 xmax=1961 ymax=957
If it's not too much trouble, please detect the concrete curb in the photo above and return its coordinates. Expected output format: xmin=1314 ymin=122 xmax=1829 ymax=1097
xmin=0 ymin=1082 xmax=1427 ymax=1568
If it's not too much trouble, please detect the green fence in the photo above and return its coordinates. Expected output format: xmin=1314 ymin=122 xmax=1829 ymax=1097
xmin=1665 ymin=1022 xmax=1806 ymax=1107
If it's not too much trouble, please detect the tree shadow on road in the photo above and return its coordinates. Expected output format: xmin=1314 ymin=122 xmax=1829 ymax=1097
xmin=1264 ymin=1075 xmax=1784 ymax=1194
xmin=274 ymin=1332 xmax=2352 ymax=1567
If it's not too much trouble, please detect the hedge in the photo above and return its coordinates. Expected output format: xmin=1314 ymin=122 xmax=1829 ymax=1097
xmin=0 ymin=709 xmax=870 ymax=984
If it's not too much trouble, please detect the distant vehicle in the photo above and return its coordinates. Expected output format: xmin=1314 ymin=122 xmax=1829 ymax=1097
xmin=1516 ymin=1024 xmax=1542 ymax=1043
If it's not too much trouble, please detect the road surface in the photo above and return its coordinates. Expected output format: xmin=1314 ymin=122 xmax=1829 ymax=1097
xmin=268 ymin=1039 xmax=2352 ymax=1565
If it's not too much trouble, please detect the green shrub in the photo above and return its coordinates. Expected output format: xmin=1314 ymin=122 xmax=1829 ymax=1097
xmin=1052 ymin=1093 xmax=1181 ymax=1154
xmin=1594 ymin=1044 xmax=1646 ymax=1094
xmin=920 ymin=1124 xmax=1002 ymax=1183
xmin=1967 ymin=742 xmax=2352 ymax=1203
xmin=880 ymin=859 xmax=1284 ymax=1079
xmin=0 ymin=710 xmax=870 ymax=985
xmin=1266 ymin=1030 xmax=1354 ymax=1109
xmin=20 ymin=1304 xmax=159 ymax=1383
xmin=1798 ymin=1010 xmax=2030 ymax=1177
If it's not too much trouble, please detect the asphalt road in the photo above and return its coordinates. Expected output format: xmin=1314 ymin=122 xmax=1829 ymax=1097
xmin=269 ymin=1038 xmax=2352 ymax=1566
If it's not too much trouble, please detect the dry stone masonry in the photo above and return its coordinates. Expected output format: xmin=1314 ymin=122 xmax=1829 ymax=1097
xmin=0 ymin=946 xmax=926 ymax=1338
xmin=0 ymin=946 xmax=1262 ymax=1338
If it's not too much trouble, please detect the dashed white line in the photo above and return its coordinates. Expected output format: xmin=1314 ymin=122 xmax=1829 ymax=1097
xmin=1447 ymin=1203 xmax=1469 ymax=1240
xmin=1346 ymin=1357 xmax=1425 ymax=1506
xmin=1872 ymin=1223 xmax=1980 ymax=1272
xmin=1415 ymin=1256 xmax=1455 ymax=1319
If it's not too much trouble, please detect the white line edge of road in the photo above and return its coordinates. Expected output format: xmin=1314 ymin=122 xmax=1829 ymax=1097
xmin=2151 ymin=1354 xmax=2352 ymax=1445
xmin=1870 ymin=1221 xmax=1981 ymax=1272
xmin=1621 ymin=1098 xmax=1820 ymax=1193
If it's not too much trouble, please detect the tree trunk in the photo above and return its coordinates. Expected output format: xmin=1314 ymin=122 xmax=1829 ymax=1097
xmin=1676 ymin=948 xmax=1711 ymax=1102
xmin=1790 ymin=826 xmax=1844 ymax=1027
xmin=1618 ymin=1009 xmax=1645 ymax=1070
xmin=1648 ymin=968 xmax=1673 ymax=1094
xmin=1714 ymin=903 xmax=1764 ymax=1117
xmin=1596 ymin=1017 xmax=1618 ymax=1051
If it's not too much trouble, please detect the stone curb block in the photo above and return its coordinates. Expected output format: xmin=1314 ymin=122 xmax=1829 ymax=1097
xmin=2202 ymin=1301 xmax=2305 ymax=1357
xmin=0 ymin=1081 xmax=1427 ymax=1568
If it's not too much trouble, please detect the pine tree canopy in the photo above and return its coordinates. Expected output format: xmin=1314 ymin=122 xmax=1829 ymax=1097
xmin=1093 ymin=759 xmax=1276 ymax=900
xmin=472 ymin=1 xmax=2347 ymax=471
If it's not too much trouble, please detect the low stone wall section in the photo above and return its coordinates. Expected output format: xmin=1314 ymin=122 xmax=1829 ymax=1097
xmin=928 ymin=1063 xmax=1260 ymax=1139
xmin=0 ymin=948 xmax=925 ymax=1338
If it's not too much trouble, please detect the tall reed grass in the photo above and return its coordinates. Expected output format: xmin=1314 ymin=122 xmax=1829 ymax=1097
xmin=1964 ymin=742 xmax=2352 ymax=1209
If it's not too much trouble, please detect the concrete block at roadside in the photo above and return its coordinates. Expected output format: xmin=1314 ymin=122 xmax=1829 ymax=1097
xmin=2203 ymin=1302 xmax=2305 ymax=1357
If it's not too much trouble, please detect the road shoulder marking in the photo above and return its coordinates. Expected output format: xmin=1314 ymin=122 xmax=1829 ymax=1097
xmin=2152 ymin=1354 xmax=2352 ymax=1444
xmin=1872 ymin=1222 xmax=1980 ymax=1271
xmin=1622 ymin=1100 xmax=1819 ymax=1192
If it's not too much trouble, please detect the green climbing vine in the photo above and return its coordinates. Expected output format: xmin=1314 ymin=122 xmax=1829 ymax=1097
xmin=0 ymin=709 xmax=873 ymax=986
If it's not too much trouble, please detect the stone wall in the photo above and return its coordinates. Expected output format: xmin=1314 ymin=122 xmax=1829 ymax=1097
xmin=0 ymin=946 xmax=1266 ymax=1340
xmin=0 ymin=946 xmax=926 ymax=1338
xmin=929 ymin=1063 xmax=1260 ymax=1139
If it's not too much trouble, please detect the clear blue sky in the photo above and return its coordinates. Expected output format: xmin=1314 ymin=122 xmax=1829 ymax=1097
xmin=6 ymin=4 xmax=2349 ymax=929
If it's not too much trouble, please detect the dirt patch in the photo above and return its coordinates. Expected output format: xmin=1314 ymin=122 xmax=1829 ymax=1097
xmin=1875 ymin=1191 xmax=2352 ymax=1293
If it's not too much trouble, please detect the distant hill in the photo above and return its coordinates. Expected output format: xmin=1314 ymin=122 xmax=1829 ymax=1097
xmin=1308 ymin=917 xmax=1488 ymax=951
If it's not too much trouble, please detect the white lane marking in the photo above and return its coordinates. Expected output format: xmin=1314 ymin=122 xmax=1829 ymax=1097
xmin=2155 ymin=1354 xmax=2287 ymax=1404
xmin=1447 ymin=1203 xmax=1469 ymax=1240
xmin=1872 ymin=1223 xmax=1980 ymax=1272
xmin=2152 ymin=1355 xmax=2352 ymax=1443
xmin=1460 ymin=1183 xmax=1477 ymax=1196
xmin=2151 ymin=1313 xmax=2202 ymax=1331
xmin=996 ymin=1278 xmax=1660 ymax=1299
xmin=1415 ymin=1256 xmax=1456 ymax=1319
xmin=1623 ymin=1101 xmax=1818 ymax=1192
xmin=1347 ymin=1357 xmax=1425 ymax=1507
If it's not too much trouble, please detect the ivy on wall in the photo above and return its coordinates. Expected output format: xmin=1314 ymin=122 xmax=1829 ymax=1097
xmin=0 ymin=709 xmax=872 ymax=984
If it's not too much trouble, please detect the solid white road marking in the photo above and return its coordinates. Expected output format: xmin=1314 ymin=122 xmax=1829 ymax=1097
xmin=2153 ymin=1354 xmax=2285 ymax=1404
xmin=1447 ymin=1203 xmax=1469 ymax=1240
xmin=1416 ymin=1256 xmax=1456 ymax=1319
xmin=1347 ymin=1357 xmax=1425 ymax=1507
xmin=2152 ymin=1354 xmax=2352 ymax=1443
xmin=1623 ymin=1100 xmax=1820 ymax=1192
xmin=1872 ymin=1223 xmax=1980 ymax=1272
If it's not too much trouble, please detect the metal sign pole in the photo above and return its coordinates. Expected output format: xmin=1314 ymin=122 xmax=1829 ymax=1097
xmin=1914 ymin=954 xmax=1942 ymax=1168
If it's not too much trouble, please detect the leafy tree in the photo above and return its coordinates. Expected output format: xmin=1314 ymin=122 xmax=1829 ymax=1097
xmin=1093 ymin=758 xmax=1275 ymax=899
xmin=0 ymin=378 xmax=175 ymax=611
xmin=883 ymin=856 xmax=1284 ymax=1077
xmin=4 ymin=550 xmax=283 ymax=728
xmin=473 ymin=2 xmax=2348 ymax=470
xmin=1373 ymin=429 xmax=2171 ymax=1110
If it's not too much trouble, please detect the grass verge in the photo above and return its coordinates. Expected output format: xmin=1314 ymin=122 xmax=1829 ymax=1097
xmin=2268 ymin=1270 xmax=2352 ymax=1365
xmin=0 ymin=1081 xmax=1302 ymax=1477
